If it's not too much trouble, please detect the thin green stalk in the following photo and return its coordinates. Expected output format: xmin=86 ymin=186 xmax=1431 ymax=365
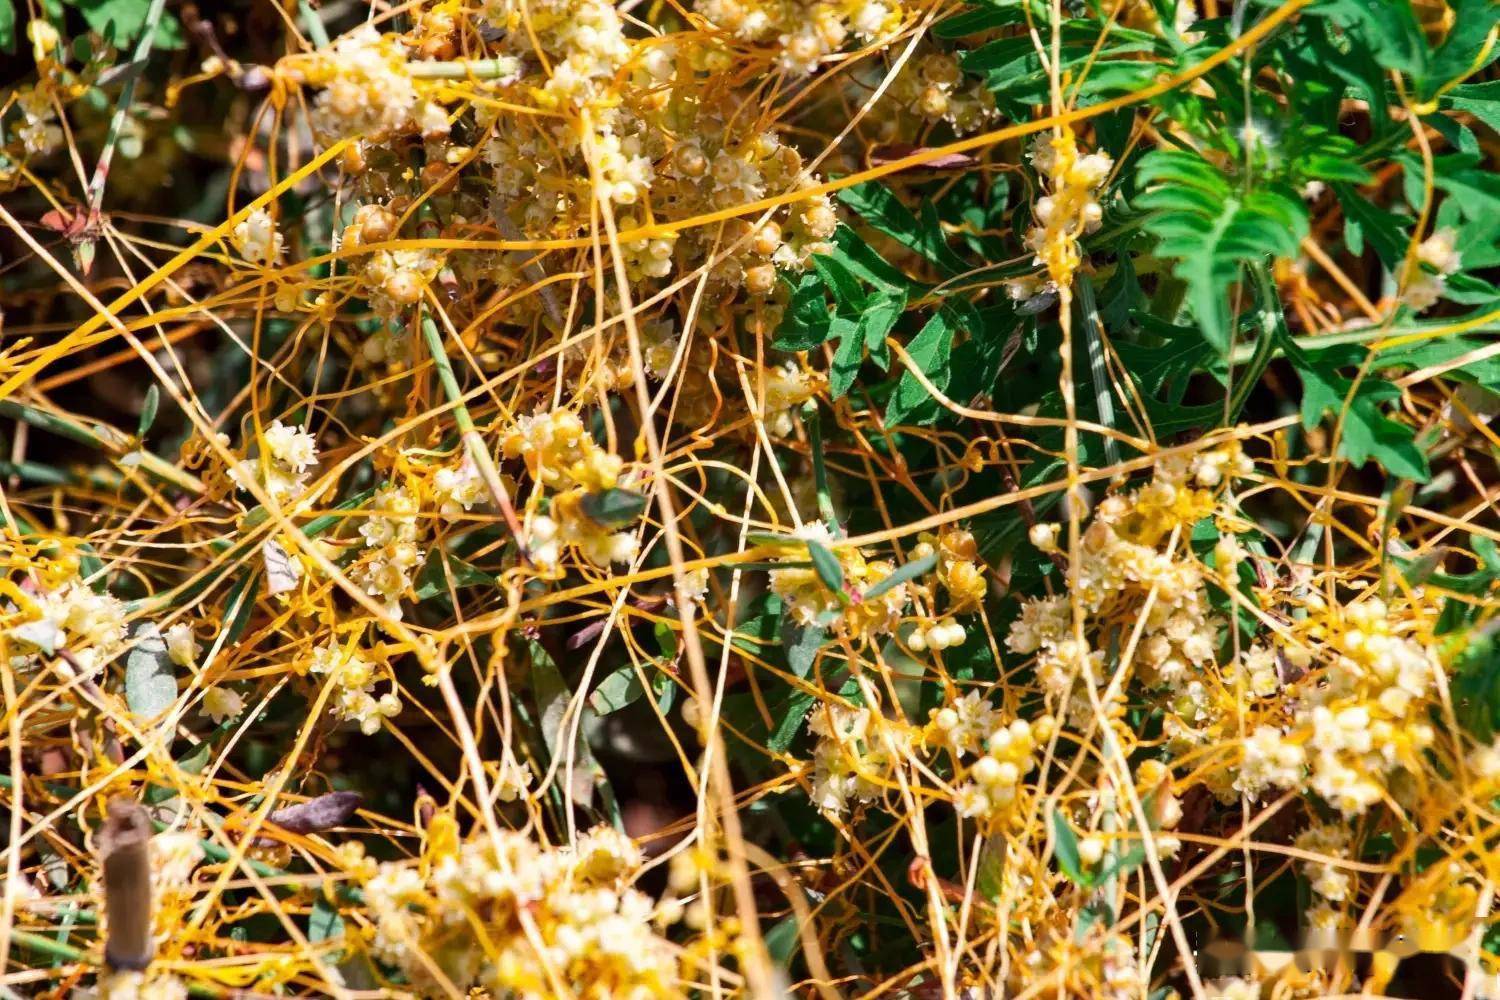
xmin=298 ymin=0 xmax=332 ymax=48
xmin=803 ymin=402 xmax=839 ymax=532
xmin=78 ymin=0 xmax=171 ymax=273
xmin=407 ymin=58 xmax=520 ymax=80
xmin=1226 ymin=261 xmax=1284 ymax=420
xmin=0 ymin=401 xmax=203 ymax=495
xmin=1075 ymin=274 xmax=1120 ymax=469
xmin=418 ymin=310 xmax=528 ymax=561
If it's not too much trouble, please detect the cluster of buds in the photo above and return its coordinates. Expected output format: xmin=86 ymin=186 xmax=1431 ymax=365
xmin=1022 ymin=129 xmax=1113 ymax=294
xmin=309 ymin=641 xmax=402 ymax=736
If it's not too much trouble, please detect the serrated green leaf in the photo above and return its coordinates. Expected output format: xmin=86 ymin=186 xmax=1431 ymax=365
xmin=829 ymin=317 xmax=864 ymax=400
xmin=837 ymin=183 xmax=968 ymax=275
xmin=772 ymin=271 xmax=832 ymax=352
xmin=859 ymin=289 xmax=906 ymax=371
xmin=1285 ymin=341 xmax=1431 ymax=482
xmin=1137 ymin=150 xmax=1307 ymax=355
xmin=885 ymin=309 xmax=954 ymax=427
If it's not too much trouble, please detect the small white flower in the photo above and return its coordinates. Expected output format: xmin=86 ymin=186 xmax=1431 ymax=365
xmin=202 ymin=687 xmax=245 ymax=725
xmin=232 ymin=208 xmax=284 ymax=265
xmin=165 ymin=622 xmax=198 ymax=668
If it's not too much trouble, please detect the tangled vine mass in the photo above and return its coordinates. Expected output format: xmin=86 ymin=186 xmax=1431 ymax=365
xmin=2 ymin=0 xmax=1500 ymax=996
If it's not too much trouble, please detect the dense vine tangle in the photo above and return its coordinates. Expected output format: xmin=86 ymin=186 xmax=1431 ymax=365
xmin=3 ymin=0 xmax=1500 ymax=998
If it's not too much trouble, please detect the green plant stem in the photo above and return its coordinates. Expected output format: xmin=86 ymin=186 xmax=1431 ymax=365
xmin=7 ymin=929 xmax=222 ymax=997
xmin=1226 ymin=261 xmax=1284 ymax=420
xmin=1074 ymin=275 xmax=1120 ymax=469
xmin=803 ymin=403 xmax=839 ymax=532
xmin=0 ymin=401 xmax=202 ymax=495
xmin=297 ymin=0 xmax=331 ymax=48
xmin=79 ymin=0 xmax=171 ymax=272
xmin=417 ymin=310 xmax=529 ymax=561
xmin=407 ymin=58 xmax=519 ymax=80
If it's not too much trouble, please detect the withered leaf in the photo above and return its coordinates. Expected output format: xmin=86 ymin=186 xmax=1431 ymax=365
xmin=267 ymin=791 xmax=362 ymax=834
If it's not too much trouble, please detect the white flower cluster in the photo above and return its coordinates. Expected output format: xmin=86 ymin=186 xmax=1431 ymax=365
xmin=1294 ymin=823 xmax=1353 ymax=936
xmin=1022 ymin=131 xmax=1114 ymax=293
xmin=1302 ymin=598 xmax=1438 ymax=815
xmin=8 ymin=577 xmax=128 ymax=674
xmin=362 ymin=825 xmax=682 ymax=997
xmin=1006 ymin=445 xmax=1252 ymax=724
xmin=15 ymin=87 xmax=61 ymax=156
xmin=230 ymin=419 xmax=318 ymax=501
xmin=1403 ymin=227 xmax=1462 ymax=312
xmin=232 ymin=207 xmax=284 ymax=265
xmin=352 ymin=485 xmax=424 ymax=621
xmin=762 ymin=361 xmax=820 ymax=437
xmin=696 ymin=0 xmax=900 ymax=74
xmin=332 ymin=205 xmax=445 ymax=323
xmin=304 ymin=25 xmax=451 ymax=141
xmin=309 ymin=641 xmax=401 ymax=735
xmin=433 ymin=457 xmax=487 ymax=515
xmin=888 ymin=51 xmax=997 ymax=135
xmin=809 ymin=700 xmax=911 ymax=816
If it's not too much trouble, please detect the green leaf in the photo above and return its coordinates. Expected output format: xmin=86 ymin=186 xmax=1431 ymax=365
xmin=1285 ymin=341 xmax=1430 ymax=481
xmin=828 ymin=317 xmax=864 ymax=400
xmin=837 ymin=183 xmax=968 ymax=275
xmin=974 ymin=836 xmax=1008 ymax=900
xmin=1334 ymin=184 xmax=1412 ymax=267
xmin=75 ymin=0 xmax=185 ymax=48
xmin=763 ymin=913 xmax=801 ymax=964
xmin=828 ymin=227 xmax=914 ymax=292
xmin=309 ymin=895 xmax=346 ymax=945
xmin=773 ymin=272 xmax=834 ymax=352
xmin=885 ymin=310 xmax=955 ymax=427
xmin=1051 ymin=809 xmax=1088 ymax=886
xmin=1136 ymin=150 xmax=1308 ymax=355
xmin=588 ymin=666 xmax=645 ymax=715
xmin=806 ymin=539 xmax=845 ymax=595
xmin=769 ymin=688 xmax=816 ymax=751
xmin=125 ymin=622 xmax=178 ymax=722
xmin=859 ymin=289 xmax=906 ymax=372
xmin=414 ymin=551 xmax=497 ymax=601
xmin=1446 ymin=80 xmax=1500 ymax=135
xmin=530 ymin=639 xmax=604 ymax=808
xmin=782 ymin=621 xmax=826 ymax=678
xmin=861 ymin=551 xmax=936 ymax=602
xmin=224 ymin=571 xmax=260 ymax=644
xmin=0 ymin=1 xmax=15 ymax=54
xmin=654 ymin=620 xmax=679 ymax=658
xmin=137 ymin=385 xmax=159 ymax=438
xmin=934 ymin=0 xmax=1026 ymax=38
xmin=1453 ymin=629 xmax=1500 ymax=739
xmin=811 ymin=253 xmax=868 ymax=311
xmin=579 ymin=487 xmax=649 ymax=528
